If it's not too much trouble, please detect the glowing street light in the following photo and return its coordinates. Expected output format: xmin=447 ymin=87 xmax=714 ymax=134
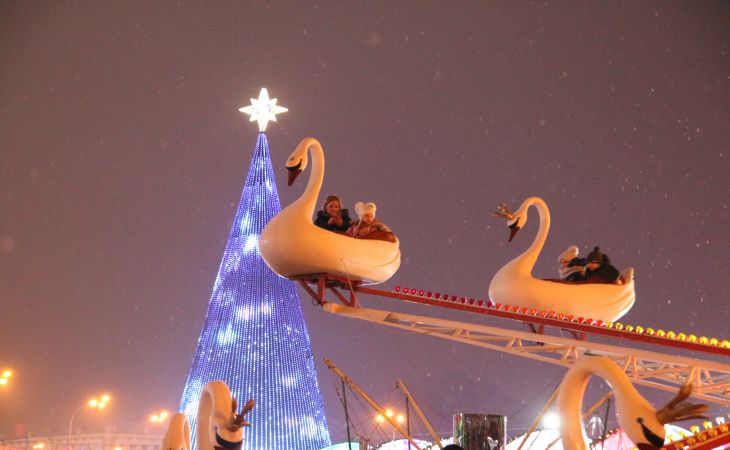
xmin=68 ymin=393 xmax=112 ymax=436
xmin=374 ymin=407 xmax=408 ymax=444
xmin=0 ymin=369 xmax=12 ymax=386
xmin=149 ymin=410 xmax=170 ymax=424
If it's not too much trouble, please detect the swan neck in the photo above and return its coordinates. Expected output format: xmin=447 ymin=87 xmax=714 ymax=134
xmin=297 ymin=138 xmax=324 ymax=218
xmin=557 ymin=358 xmax=641 ymax=450
xmin=520 ymin=197 xmax=550 ymax=271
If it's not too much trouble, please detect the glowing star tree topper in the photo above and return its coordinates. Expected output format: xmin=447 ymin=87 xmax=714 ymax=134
xmin=239 ymin=88 xmax=288 ymax=132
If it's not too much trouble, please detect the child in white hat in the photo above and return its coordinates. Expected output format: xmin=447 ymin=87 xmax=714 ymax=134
xmin=346 ymin=201 xmax=395 ymax=242
xmin=558 ymin=245 xmax=585 ymax=281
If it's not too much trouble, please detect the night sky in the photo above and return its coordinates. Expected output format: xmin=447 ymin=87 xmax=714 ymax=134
xmin=1 ymin=1 xmax=729 ymax=444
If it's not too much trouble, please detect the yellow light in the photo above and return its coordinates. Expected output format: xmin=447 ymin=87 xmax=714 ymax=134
xmin=150 ymin=414 xmax=159 ymax=423
xmin=101 ymin=394 xmax=111 ymax=403
xmin=656 ymin=329 xmax=666 ymax=337
xmin=635 ymin=326 xmax=644 ymax=333
xmin=624 ymin=325 xmax=634 ymax=332
xmin=688 ymin=334 xmax=697 ymax=342
xmin=396 ymin=414 xmax=405 ymax=424
xmin=385 ymin=408 xmax=394 ymax=418
xmin=646 ymin=328 xmax=655 ymax=335
xmin=667 ymin=331 xmax=676 ymax=339
xmin=710 ymin=338 xmax=719 ymax=346
xmin=0 ymin=379 xmax=7 ymax=385
xmin=160 ymin=411 xmax=169 ymax=419
xmin=375 ymin=414 xmax=384 ymax=423
xmin=703 ymin=421 xmax=713 ymax=429
xmin=699 ymin=336 xmax=708 ymax=344
xmin=690 ymin=425 xmax=700 ymax=434
xmin=97 ymin=402 xmax=106 ymax=409
xmin=678 ymin=333 xmax=687 ymax=341
xmin=606 ymin=321 xmax=613 ymax=328
xmin=114 ymin=447 xmax=122 ymax=450
xmin=614 ymin=323 xmax=623 ymax=330
xmin=89 ymin=399 xmax=98 ymax=407
xmin=722 ymin=340 xmax=730 ymax=348
xmin=1 ymin=370 xmax=12 ymax=378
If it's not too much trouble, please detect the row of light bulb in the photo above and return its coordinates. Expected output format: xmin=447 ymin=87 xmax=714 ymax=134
xmin=664 ymin=417 xmax=730 ymax=449
xmin=392 ymin=287 xmax=730 ymax=349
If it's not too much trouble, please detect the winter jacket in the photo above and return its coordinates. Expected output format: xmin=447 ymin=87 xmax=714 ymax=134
xmin=346 ymin=218 xmax=392 ymax=238
xmin=584 ymin=258 xmax=620 ymax=284
xmin=314 ymin=209 xmax=352 ymax=232
xmin=560 ymin=257 xmax=586 ymax=282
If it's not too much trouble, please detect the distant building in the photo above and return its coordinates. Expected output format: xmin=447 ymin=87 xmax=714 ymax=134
xmin=0 ymin=431 xmax=161 ymax=450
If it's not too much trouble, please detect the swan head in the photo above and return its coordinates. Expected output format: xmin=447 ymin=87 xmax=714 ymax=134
xmin=621 ymin=384 xmax=708 ymax=449
xmin=493 ymin=203 xmax=523 ymax=242
xmin=285 ymin=140 xmax=310 ymax=186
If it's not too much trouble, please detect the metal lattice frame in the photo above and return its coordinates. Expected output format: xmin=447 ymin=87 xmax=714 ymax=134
xmin=292 ymin=274 xmax=730 ymax=407
xmin=321 ymin=303 xmax=730 ymax=407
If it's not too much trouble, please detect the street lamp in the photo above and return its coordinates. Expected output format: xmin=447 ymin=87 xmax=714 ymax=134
xmin=0 ymin=369 xmax=12 ymax=386
xmin=149 ymin=410 xmax=170 ymax=424
xmin=68 ymin=393 xmax=112 ymax=436
xmin=374 ymin=407 xmax=407 ymax=443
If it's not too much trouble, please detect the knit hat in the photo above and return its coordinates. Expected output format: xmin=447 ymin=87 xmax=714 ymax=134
xmin=586 ymin=246 xmax=604 ymax=263
xmin=558 ymin=245 xmax=579 ymax=263
xmin=355 ymin=201 xmax=376 ymax=218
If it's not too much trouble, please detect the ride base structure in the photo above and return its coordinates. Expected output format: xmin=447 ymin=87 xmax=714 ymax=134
xmin=293 ymin=273 xmax=730 ymax=449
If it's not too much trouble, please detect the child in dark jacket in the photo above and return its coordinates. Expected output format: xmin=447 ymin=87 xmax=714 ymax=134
xmin=314 ymin=195 xmax=351 ymax=233
xmin=583 ymin=247 xmax=620 ymax=284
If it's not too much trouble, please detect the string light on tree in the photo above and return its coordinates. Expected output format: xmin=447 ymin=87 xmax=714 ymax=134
xmin=179 ymin=91 xmax=329 ymax=449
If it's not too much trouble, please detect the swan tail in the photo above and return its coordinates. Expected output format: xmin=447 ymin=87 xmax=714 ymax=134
xmin=620 ymin=267 xmax=634 ymax=284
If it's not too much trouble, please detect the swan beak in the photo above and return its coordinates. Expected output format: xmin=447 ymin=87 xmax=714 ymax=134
xmin=508 ymin=225 xmax=520 ymax=242
xmin=287 ymin=168 xmax=302 ymax=186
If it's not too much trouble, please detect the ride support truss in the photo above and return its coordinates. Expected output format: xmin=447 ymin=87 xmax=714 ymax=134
xmin=292 ymin=274 xmax=730 ymax=408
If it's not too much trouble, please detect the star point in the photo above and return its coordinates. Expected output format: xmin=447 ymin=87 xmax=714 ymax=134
xmin=239 ymin=88 xmax=288 ymax=132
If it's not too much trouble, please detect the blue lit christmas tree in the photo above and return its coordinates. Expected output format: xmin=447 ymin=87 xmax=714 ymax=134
xmin=179 ymin=89 xmax=331 ymax=449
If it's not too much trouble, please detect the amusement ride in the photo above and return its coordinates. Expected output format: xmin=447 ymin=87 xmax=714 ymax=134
xmin=166 ymin=125 xmax=730 ymax=450
xmin=261 ymin=137 xmax=730 ymax=449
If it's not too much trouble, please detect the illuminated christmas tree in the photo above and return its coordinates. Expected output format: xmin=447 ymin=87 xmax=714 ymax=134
xmin=179 ymin=89 xmax=331 ymax=449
